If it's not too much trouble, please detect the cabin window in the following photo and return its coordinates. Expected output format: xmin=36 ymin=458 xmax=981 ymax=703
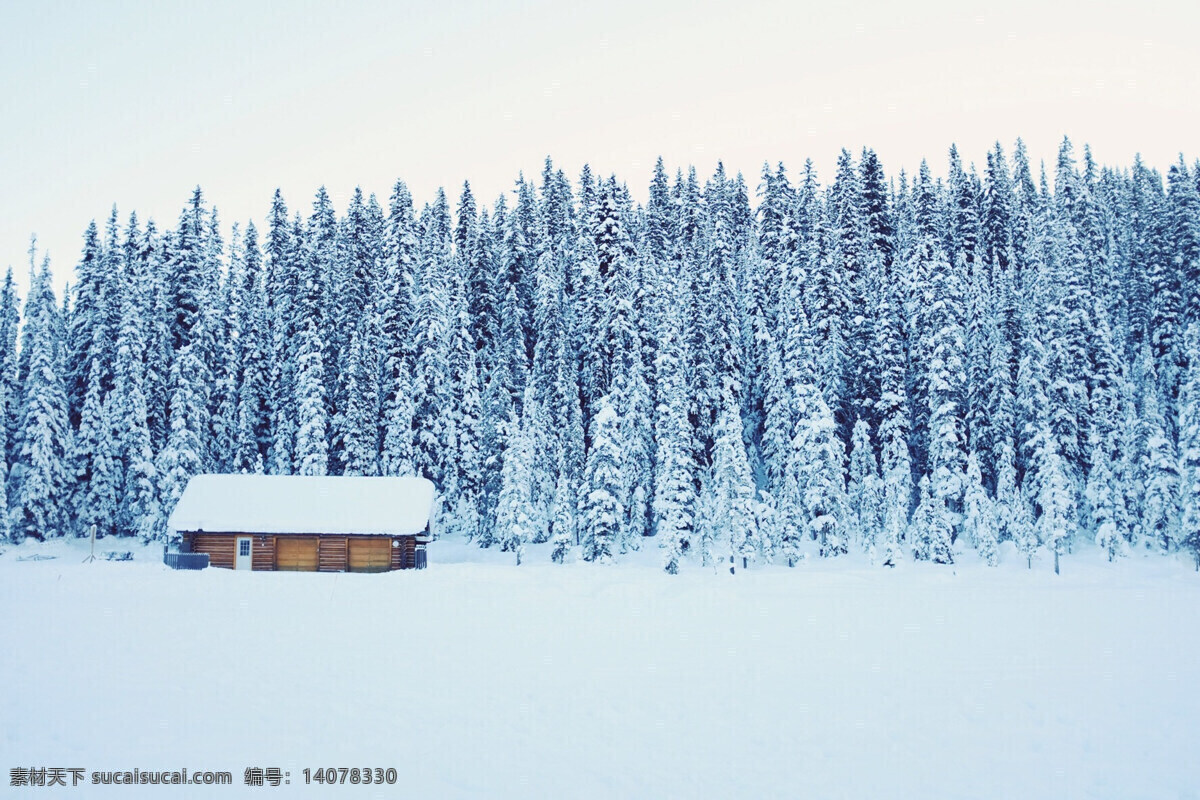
xmin=239 ymin=539 xmax=251 ymax=557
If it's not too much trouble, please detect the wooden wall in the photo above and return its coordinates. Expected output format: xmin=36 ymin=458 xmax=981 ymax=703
xmin=190 ymin=533 xmax=236 ymax=569
xmin=252 ymin=536 xmax=276 ymax=570
xmin=184 ymin=532 xmax=420 ymax=571
xmin=319 ymin=537 xmax=347 ymax=572
xmin=392 ymin=537 xmax=416 ymax=570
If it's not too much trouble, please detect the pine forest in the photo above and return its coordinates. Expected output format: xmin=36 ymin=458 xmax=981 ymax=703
xmin=5 ymin=138 xmax=1200 ymax=572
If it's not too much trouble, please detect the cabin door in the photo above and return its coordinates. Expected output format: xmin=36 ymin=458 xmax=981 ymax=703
xmin=235 ymin=537 xmax=252 ymax=570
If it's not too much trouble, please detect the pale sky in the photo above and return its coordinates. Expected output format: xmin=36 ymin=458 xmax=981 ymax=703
xmin=2 ymin=0 xmax=1197 ymax=296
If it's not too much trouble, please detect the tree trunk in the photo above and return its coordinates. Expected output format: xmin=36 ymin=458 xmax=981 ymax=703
xmin=1054 ymin=549 xmax=1060 ymax=576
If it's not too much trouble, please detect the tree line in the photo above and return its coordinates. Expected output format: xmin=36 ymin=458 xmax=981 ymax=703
xmin=4 ymin=138 xmax=1200 ymax=571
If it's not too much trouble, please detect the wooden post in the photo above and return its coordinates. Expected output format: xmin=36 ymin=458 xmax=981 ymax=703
xmin=82 ymin=523 xmax=97 ymax=563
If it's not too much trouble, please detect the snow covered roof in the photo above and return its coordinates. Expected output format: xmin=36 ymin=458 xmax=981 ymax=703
xmin=167 ymin=475 xmax=435 ymax=536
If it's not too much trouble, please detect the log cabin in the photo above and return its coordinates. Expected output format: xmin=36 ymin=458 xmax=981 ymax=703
xmin=166 ymin=475 xmax=434 ymax=572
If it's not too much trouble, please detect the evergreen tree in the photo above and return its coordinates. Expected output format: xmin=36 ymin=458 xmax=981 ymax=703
xmin=708 ymin=399 xmax=760 ymax=571
xmin=494 ymin=402 xmax=535 ymax=565
xmin=646 ymin=156 xmax=676 ymax=265
xmin=0 ymin=268 xmax=21 ymax=470
xmin=580 ymin=394 xmax=624 ymax=563
xmin=987 ymin=268 xmax=1019 ymax=496
xmin=693 ymin=461 xmax=721 ymax=568
xmin=381 ymin=357 xmax=416 ymax=478
xmin=760 ymin=333 xmax=792 ymax=495
xmin=411 ymin=221 xmax=457 ymax=487
xmin=904 ymin=161 xmax=945 ymax=477
xmin=792 ymin=379 xmax=848 ymax=557
xmin=1139 ymin=365 xmax=1179 ymax=552
xmin=448 ymin=346 xmax=485 ymax=542
xmin=983 ymin=143 xmax=1016 ymax=275
xmin=909 ymin=475 xmax=954 ymax=564
xmin=265 ymin=192 xmax=298 ymax=475
xmin=1045 ymin=220 xmax=1093 ymax=490
xmin=527 ymin=251 xmax=569 ymax=544
xmin=299 ymin=187 xmax=338 ymax=446
xmin=1015 ymin=332 xmax=1051 ymax=503
xmin=1009 ymin=485 xmax=1039 ymax=569
xmin=166 ymin=188 xmax=214 ymax=356
xmin=9 ymin=261 xmax=70 ymax=541
xmin=210 ymin=221 xmax=244 ymax=473
xmin=549 ymin=449 xmax=575 ymax=563
xmin=653 ymin=296 xmax=696 ymax=573
xmin=476 ymin=357 xmax=514 ymax=548
xmin=341 ymin=317 xmax=381 ymax=476
xmin=878 ymin=421 xmax=911 ymax=567
xmin=518 ymin=386 xmax=554 ymax=545
xmin=113 ymin=348 xmax=160 ymax=541
xmin=1179 ymin=326 xmax=1200 ymax=569
xmin=962 ymin=452 xmax=999 ymax=565
xmin=65 ymin=218 xmax=108 ymax=428
xmin=72 ymin=351 xmax=119 ymax=538
xmin=382 ymin=181 xmax=419 ymax=399
xmin=140 ymin=223 xmax=171 ymax=455
xmin=847 ymin=418 xmax=883 ymax=552
xmin=875 ymin=254 xmax=912 ymax=567
xmin=1085 ymin=302 xmax=1129 ymax=559
xmin=0 ymin=435 xmax=9 ymax=542
xmin=1169 ymin=160 xmax=1200 ymax=332
xmin=804 ymin=201 xmax=848 ymax=429
xmin=1035 ymin=422 xmax=1075 ymax=574
xmin=924 ymin=248 xmax=969 ymax=540
xmin=494 ymin=285 xmax=528 ymax=415
xmin=623 ymin=355 xmax=654 ymax=544
xmin=155 ymin=345 xmax=208 ymax=542
xmin=231 ymin=246 xmax=271 ymax=471
xmin=293 ymin=319 xmax=328 ymax=476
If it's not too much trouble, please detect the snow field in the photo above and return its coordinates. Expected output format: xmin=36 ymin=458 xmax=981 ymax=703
xmin=2 ymin=537 xmax=1199 ymax=799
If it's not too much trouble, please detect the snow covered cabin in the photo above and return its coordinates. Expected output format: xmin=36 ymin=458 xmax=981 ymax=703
xmin=167 ymin=475 xmax=435 ymax=572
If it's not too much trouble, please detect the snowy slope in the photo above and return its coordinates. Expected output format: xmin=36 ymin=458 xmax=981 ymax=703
xmin=2 ymin=536 xmax=1199 ymax=799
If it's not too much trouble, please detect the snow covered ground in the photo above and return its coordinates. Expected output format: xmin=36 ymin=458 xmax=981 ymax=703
xmin=2 ymin=536 xmax=1199 ymax=799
